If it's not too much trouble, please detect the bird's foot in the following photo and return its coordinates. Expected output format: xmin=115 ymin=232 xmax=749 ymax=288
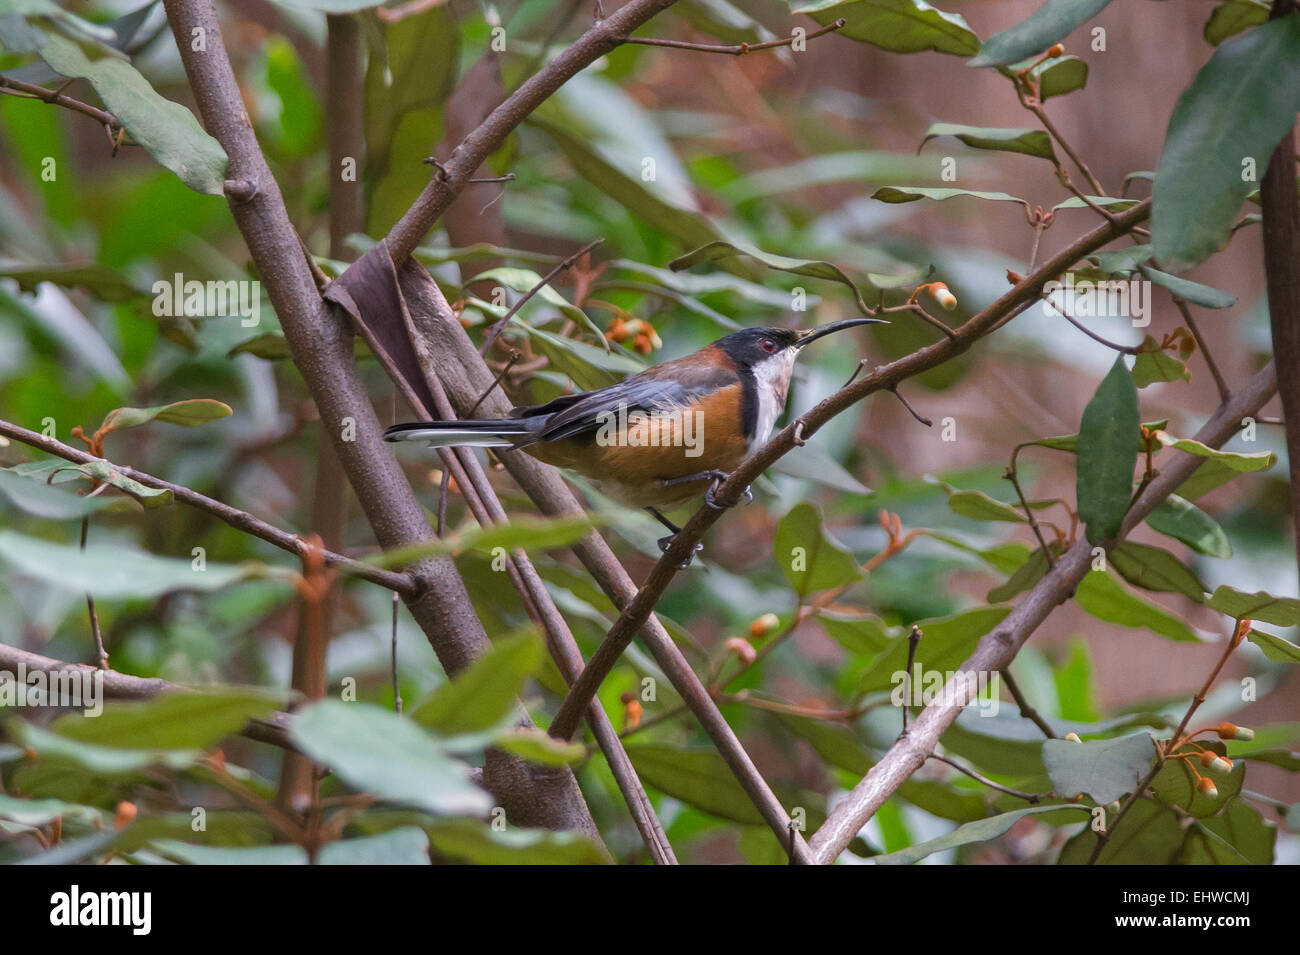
xmin=657 ymin=534 xmax=703 ymax=569
xmin=703 ymin=474 xmax=751 ymax=510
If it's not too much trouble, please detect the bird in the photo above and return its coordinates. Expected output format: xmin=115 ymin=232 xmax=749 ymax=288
xmin=385 ymin=318 xmax=884 ymax=559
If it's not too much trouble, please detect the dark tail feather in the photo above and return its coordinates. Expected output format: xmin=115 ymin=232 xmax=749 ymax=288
xmin=383 ymin=419 xmax=538 ymax=449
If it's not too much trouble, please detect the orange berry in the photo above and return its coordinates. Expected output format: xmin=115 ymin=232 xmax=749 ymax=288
xmin=749 ymin=613 xmax=780 ymax=639
xmin=113 ymin=801 xmax=137 ymax=830
xmin=1197 ymin=777 xmax=1219 ymax=799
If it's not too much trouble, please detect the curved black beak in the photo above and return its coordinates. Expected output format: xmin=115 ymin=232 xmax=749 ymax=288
xmin=794 ymin=317 xmax=888 ymax=349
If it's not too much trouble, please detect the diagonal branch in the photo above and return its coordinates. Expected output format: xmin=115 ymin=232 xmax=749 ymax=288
xmin=548 ymin=200 xmax=1153 ymax=743
xmin=809 ymin=360 xmax=1277 ymax=863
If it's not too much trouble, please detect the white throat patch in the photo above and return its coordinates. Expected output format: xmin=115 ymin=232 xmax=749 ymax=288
xmin=749 ymin=349 xmax=798 ymax=451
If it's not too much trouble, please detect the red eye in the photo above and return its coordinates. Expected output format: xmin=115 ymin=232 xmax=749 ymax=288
xmin=761 ymin=339 xmax=776 ymax=352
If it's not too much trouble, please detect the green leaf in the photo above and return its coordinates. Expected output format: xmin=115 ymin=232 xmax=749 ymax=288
xmin=1138 ymin=265 xmax=1236 ymax=309
xmin=1206 ymin=585 xmax=1300 ymax=626
xmin=1058 ymin=798 xmax=1182 ymax=864
xmin=773 ymin=502 xmax=863 ymax=597
xmin=288 ymin=701 xmax=491 ymax=817
xmin=1075 ymin=568 xmax=1199 ymax=642
xmin=1182 ymin=800 xmax=1275 ymax=864
xmin=317 ymin=827 xmax=430 ymax=865
xmin=493 ymin=728 xmax=587 ymax=767
xmin=1247 ymin=629 xmax=1300 ymax=664
xmin=7 ymin=722 xmax=200 ymax=775
xmin=871 ymin=186 xmax=1029 ymax=212
xmin=1108 ymin=541 xmax=1205 ymax=602
xmin=356 ymin=514 xmax=599 ymax=571
xmin=153 ymin=840 xmax=307 ymax=865
xmin=1044 ymin=733 xmax=1157 ymax=804
xmin=1152 ymin=16 xmax=1300 ymax=271
xmin=0 ymin=530 xmax=265 ymax=598
xmin=501 ymin=316 xmax=644 ymax=391
xmin=921 ymin=123 xmax=1055 ymax=160
xmin=425 ymin=818 xmax=609 ymax=864
xmin=100 ymin=399 xmax=233 ymax=432
xmin=987 ymin=547 xmax=1050 ymax=602
xmin=67 ymin=460 xmax=174 ymax=508
xmin=778 ymin=714 xmax=872 ymax=775
xmin=1132 ymin=336 xmax=1190 ymax=388
xmin=0 ymin=263 xmax=144 ymax=302
xmin=1203 ymin=0 xmax=1270 ymax=47
xmin=36 ymin=33 xmax=228 ymax=194
xmin=0 ymin=467 xmax=118 ymax=519
xmin=530 ymin=117 xmax=728 ymax=257
xmin=1076 ymin=356 xmax=1138 ymax=543
xmin=1145 ymin=494 xmax=1232 ymax=558
xmin=1050 ymin=195 xmax=1139 ymax=212
xmin=1024 ymin=53 xmax=1089 ymax=100
xmin=467 ymin=267 xmax=606 ymax=345
xmin=411 ymin=632 xmax=544 ymax=736
xmin=1175 ymin=453 xmax=1277 ymax=500
xmin=794 ymin=0 xmax=980 ymax=56
xmin=669 ymin=240 xmax=878 ymax=313
xmin=50 ymin=688 xmax=286 ymax=750
xmin=969 ymin=0 xmax=1114 ymax=68
xmin=817 ymin=611 xmax=891 ymax=655
xmin=873 ymin=805 xmax=1075 ymax=864
xmin=626 ymin=743 xmax=764 ymax=825
xmin=1091 ymin=244 xmax=1154 ymax=275
xmin=945 ymin=488 xmax=1028 ymax=523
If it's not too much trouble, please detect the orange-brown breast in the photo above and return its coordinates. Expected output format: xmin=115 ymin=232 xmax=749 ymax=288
xmin=522 ymin=382 xmax=750 ymax=509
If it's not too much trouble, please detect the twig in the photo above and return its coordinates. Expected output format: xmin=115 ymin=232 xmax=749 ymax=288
xmin=1171 ymin=296 xmax=1231 ymax=402
xmin=888 ymin=385 xmax=932 ymax=427
xmin=469 ymin=349 xmax=521 ymax=415
xmin=1004 ymin=467 xmax=1055 ymax=568
xmin=624 ymin=18 xmax=846 ymax=55
xmin=929 ymin=753 xmax=1047 ymax=803
xmin=1040 ymin=295 xmax=1144 ymax=354
xmin=0 ymin=74 xmax=123 ymax=141
xmin=1000 ymin=668 xmax=1055 ymax=737
xmin=479 ymin=237 xmax=604 ymax=355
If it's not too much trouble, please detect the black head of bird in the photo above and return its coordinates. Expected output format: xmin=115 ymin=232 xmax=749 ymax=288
xmin=386 ymin=317 xmax=885 ymax=555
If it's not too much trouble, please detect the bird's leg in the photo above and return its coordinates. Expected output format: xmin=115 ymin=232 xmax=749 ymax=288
xmin=647 ymin=507 xmax=703 ymax=568
xmin=659 ymin=470 xmax=753 ymax=510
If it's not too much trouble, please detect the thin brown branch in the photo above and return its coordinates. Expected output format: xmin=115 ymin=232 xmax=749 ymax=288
xmin=624 ymin=18 xmax=845 ymax=54
xmin=1041 ymin=295 xmax=1144 ymax=354
xmin=0 ymin=642 xmax=296 ymax=751
xmin=1171 ymin=296 xmax=1231 ymax=403
xmin=0 ymin=418 xmax=415 ymax=594
xmin=479 ymin=237 xmax=604 ymax=355
xmin=929 ymin=754 xmax=1047 ymax=803
xmin=1000 ymin=668 xmax=1056 ymax=738
xmin=0 ymin=74 xmax=122 ymax=140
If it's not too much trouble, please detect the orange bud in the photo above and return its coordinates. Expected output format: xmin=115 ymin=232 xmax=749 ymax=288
xmin=605 ymin=317 xmax=630 ymax=343
xmin=1064 ymin=732 xmax=1082 ymax=743
xmin=725 ymin=636 xmax=757 ymax=665
xmin=620 ymin=691 xmax=643 ymax=731
xmin=749 ymin=613 xmax=780 ymax=639
xmin=1047 ymin=43 xmax=1064 ymax=58
xmin=1006 ymin=270 xmax=1023 ymax=285
xmin=1197 ymin=777 xmax=1219 ymax=799
xmin=1217 ymin=721 xmax=1254 ymax=741
xmin=113 ymin=801 xmax=137 ymax=830
xmin=632 ymin=333 xmax=653 ymax=355
xmin=931 ymin=283 xmax=958 ymax=311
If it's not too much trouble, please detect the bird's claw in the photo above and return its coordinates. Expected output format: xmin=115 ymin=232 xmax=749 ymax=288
xmin=658 ymin=534 xmax=703 ymax=569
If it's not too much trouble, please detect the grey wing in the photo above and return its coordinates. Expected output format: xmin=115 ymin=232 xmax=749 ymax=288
xmin=529 ymin=375 xmax=694 ymax=443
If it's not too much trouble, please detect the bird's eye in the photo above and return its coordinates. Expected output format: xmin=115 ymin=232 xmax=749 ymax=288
xmin=761 ymin=339 xmax=776 ymax=353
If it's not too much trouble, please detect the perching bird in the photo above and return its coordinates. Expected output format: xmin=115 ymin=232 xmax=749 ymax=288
xmin=385 ymin=318 xmax=883 ymax=554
